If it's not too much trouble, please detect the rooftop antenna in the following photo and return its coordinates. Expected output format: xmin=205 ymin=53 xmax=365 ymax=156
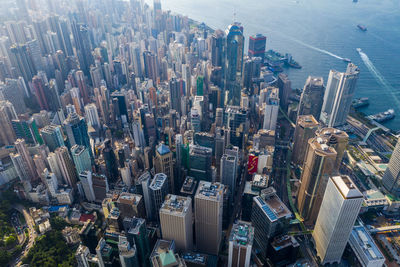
xmin=233 ymin=7 xmax=236 ymax=23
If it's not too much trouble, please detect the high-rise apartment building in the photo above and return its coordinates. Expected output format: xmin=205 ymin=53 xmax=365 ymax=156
xmin=195 ymin=181 xmax=224 ymax=255
xmin=298 ymin=76 xmax=325 ymax=120
xmin=292 ymin=115 xmax=319 ymax=166
xmin=320 ymin=63 xmax=359 ymax=127
xmin=312 ymin=175 xmax=363 ymax=265
xmin=160 ymin=194 xmax=193 ymax=251
xmin=382 ymin=138 xmax=400 ymax=196
xmin=296 ymin=137 xmax=337 ymax=224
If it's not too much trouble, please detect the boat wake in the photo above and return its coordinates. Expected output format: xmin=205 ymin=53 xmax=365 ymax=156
xmin=357 ymin=48 xmax=400 ymax=106
xmin=291 ymin=39 xmax=344 ymax=60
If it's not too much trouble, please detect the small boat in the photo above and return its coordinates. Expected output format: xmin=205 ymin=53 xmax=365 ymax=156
xmin=356 ymin=48 xmax=362 ymax=53
xmin=352 ymin=97 xmax=369 ymax=108
xmin=357 ymin=24 xmax=367 ymax=31
xmin=342 ymin=58 xmax=351 ymax=63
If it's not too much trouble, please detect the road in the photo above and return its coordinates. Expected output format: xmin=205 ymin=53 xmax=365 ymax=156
xmin=13 ymin=204 xmax=37 ymax=266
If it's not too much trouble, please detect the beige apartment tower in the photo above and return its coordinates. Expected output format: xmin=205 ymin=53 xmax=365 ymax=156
xmin=160 ymin=194 xmax=193 ymax=252
xmin=296 ymin=137 xmax=337 ymax=225
xmin=195 ymin=181 xmax=224 ymax=255
xmin=292 ymin=115 xmax=319 ymax=166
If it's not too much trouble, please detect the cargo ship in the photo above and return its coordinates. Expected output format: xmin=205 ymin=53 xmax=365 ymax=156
xmin=357 ymin=24 xmax=367 ymax=31
xmin=369 ymin=109 xmax=395 ymax=123
xmin=352 ymin=97 xmax=369 ymax=108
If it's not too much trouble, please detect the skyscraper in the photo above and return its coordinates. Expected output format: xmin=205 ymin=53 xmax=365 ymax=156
xmin=296 ymin=137 xmax=337 ymax=224
xmin=55 ymin=146 xmax=78 ymax=188
xmin=262 ymin=87 xmax=280 ymax=131
xmin=251 ymin=187 xmax=292 ymax=260
xmin=0 ymin=100 xmax=17 ymax=146
xmin=0 ymin=78 xmax=27 ymax=114
xmin=189 ymin=144 xmax=213 ymax=182
xmin=220 ymin=154 xmax=237 ymax=199
xmin=118 ymin=235 xmax=139 ymax=267
xmin=297 ymin=76 xmax=325 ymax=120
xmin=84 ymin=103 xmax=100 ymax=129
xmin=79 ymin=171 xmax=96 ymax=202
xmin=150 ymin=173 xmax=169 ymax=222
xmin=228 ymin=221 xmax=254 ymax=267
xmin=292 ymin=115 xmax=319 ymax=166
xmin=40 ymin=124 xmax=65 ymax=152
xmin=312 ymin=175 xmax=363 ymax=265
xmin=277 ymin=73 xmax=291 ymax=110
xmin=160 ymin=194 xmax=193 ymax=252
xmin=195 ymin=181 xmax=224 ymax=255
xmin=225 ymin=23 xmax=244 ymax=106
xmin=224 ymin=106 xmax=248 ymax=149
xmin=103 ymin=139 xmax=118 ymax=183
xmin=71 ymin=145 xmax=92 ymax=175
xmin=123 ymin=217 xmax=151 ymax=267
xmin=248 ymin=34 xmax=266 ymax=61
xmin=154 ymin=144 xmax=175 ymax=193
xmin=382 ymin=138 xmax=400 ymax=196
xmin=63 ymin=112 xmax=91 ymax=152
xmin=14 ymin=139 xmax=37 ymax=180
xmin=211 ymin=29 xmax=225 ymax=67
xmin=315 ymin=128 xmax=349 ymax=171
xmin=320 ymin=63 xmax=360 ymax=127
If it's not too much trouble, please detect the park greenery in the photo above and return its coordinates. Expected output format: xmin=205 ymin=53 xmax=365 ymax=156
xmin=22 ymin=230 xmax=77 ymax=267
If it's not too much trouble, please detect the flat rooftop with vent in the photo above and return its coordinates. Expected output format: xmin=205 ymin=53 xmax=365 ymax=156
xmin=229 ymin=221 xmax=254 ymax=247
xmin=195 ymin=181 xmax=224 ymax=201
xmin=255 ymin=187 xmax=292 ymax=222
xmin=332 ymin=175 xmax=363 ymax=199
xmin=160 ymin=194 xmax=191 ymax=216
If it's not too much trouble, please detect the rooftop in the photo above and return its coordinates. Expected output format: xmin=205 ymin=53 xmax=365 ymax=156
xmin=297 ymin=115 xmax=319 ymax=128
xmin=180 ymin=176 xmax=197 ymax=195
xmin=157 ymin=144 xmax=171 ymax=156
xmin=349 ymin=225 xmax=384 ymax=262
xmin=255 ymin=187 xmax=292 ymax=221
xmin=332 ymin=175 xmax=363 ymax=199
xmin=150 ymin=173 xmax=168 ymax=190
xmin=196 ymin=181 xmax=224 ymax=200
xmin=229 ymin=221 xmax=254 ymax=247
xmin=270 ymin=235 xmax=299 ymax=251
xmin=118 ymin=192 xmax=142 ymax=204
xmin=252 ymin=174 xmax=269 ymax=190
xmin=160 ymin=194 xmax=191 ymax=215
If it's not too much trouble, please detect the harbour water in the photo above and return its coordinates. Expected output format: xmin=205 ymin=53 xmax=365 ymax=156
xmin=148 ymin=0 xmax=400 ymax=131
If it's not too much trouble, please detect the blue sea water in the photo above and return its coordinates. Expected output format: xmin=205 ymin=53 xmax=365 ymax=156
xmin=148 ymin=0 xmax=400 ymax=131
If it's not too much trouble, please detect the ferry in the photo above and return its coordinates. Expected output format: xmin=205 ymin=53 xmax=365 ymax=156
xmin=369 ymin=109 xmax=395 ymax=123
xmin=352 ymin=97 xmax=369 ymax=108
xmin=357 ymin=24 xmax=367 ymax=31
